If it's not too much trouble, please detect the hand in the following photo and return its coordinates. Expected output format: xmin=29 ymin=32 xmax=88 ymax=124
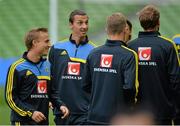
xmin=60 ymin=105 xmax=69 ymax=119
xmin=31 ymin=111 xmax=46 ymax=123
xmin=49 ymin=102 xmax=53 ymax=109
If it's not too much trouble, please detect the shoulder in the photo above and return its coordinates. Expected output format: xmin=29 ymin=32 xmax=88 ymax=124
xmin=9 ymin=58 xmax=26 ymax=72
xmin=87 ymin=45 xmax=105 ymax=59
xmin=90 ymin=45 xmax=103 ymax=53
xmin=158 ymin=35 xmax=176 ymax=47
xmin=48 ymin=45 xmax=68 ymax=60
xmin=88 ymin=40 xmax=97 ymax=48
xmin=157 ymin=36 xmax=179 ymax=54
xmin=89 ymin=46 xmax=102 ymax=56
xmin=128 ymin=38 xmax=140 ymax=47
xmin=121 ymin=45 xmax=138 ymax=59
xmin=53 ymin=38 xmax=71 ymax=49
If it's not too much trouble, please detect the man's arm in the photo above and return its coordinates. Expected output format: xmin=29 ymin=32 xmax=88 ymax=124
xmin=5 ymin=67 xmax=35 ymax=117
xmin=82 ymin=56 xmax=92 ymax=94
xmin=123 ymin=51 xmax=138 ymax=106
xmin=48 ymin=46 xmax=64 ymax=107
xmin=48 ymin=46 xmax=69 ymax=118
xmin=167 ymin=43 xmax=180 ymax=85
xmin=167 ymin=44 xmax=180 ymax=106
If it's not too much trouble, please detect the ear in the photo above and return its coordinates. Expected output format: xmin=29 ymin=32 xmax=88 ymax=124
xmin=125 ymin=25 xmax=129 ymax=33
xmin=156 ymin=20 xmax=160 ymax=31
xmin=123 ymin=26 xmax=127 ymax=34
xmin=32 ymin=40 xmax=37 ymax=47
xmin=105 ymin=28 xmax=110 ymax=35
xmin=158 ymin=19 xmax=160 ymax=26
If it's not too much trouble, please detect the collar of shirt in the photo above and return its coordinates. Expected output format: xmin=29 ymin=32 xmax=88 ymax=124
xmin=22 ymin=52 xmax=46 ymax=64
xmin=105 ymin=39 xmax=127 ymax=47
xmin=69 ymin=34 xmax=89 ymax=46
xmin=138 ymin=31 xmax=161 ymax=38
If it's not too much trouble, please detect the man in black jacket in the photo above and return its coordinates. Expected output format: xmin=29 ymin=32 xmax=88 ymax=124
xmin=83 ymin=12 xmax=138 ymax=124
xmin=48 ymin=10 xmax=96 ymax=125
xmin=5 ymin=28 xmax=69 ymax=125
xmin=128 ymin=5 xmax=180 ymax=125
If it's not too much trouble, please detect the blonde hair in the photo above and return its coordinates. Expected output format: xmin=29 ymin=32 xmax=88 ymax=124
xmin=106 ymin=12 xmax=126 ymax=35
xmin=24 ymin=28 xmax=48 ymax=50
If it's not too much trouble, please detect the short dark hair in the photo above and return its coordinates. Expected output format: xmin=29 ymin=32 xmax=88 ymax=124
xmin=127 ymin=20 xmax=132 ymax=31
xmin=69 ymin=9 xmax=88 ymax=23
xmin=24 ymin=28 xmax=48 ymax=50
xmin=138 ymin=5 xmax=160 ymax=30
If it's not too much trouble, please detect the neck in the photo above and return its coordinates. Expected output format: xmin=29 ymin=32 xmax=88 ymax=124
xmin=108 ymin=33 xmax=124 ymax=42
xmin=27 ymin=50 xmax=41 ymax=63
xmin=145 ymin=29 xmax=156 ymax=32
xmin=71 ymin=34 xmax=86 ymax=45
xmin=144 ymin=26 xmax=159 ymax=32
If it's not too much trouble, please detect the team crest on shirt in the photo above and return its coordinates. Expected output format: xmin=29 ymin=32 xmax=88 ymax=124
xmin=100 ymin=54 xmax=113 ymax=68
xmin=138 ymin=47 xmax=151 ymax=61
xmin=67 ymin=62 xmax=80 ymax=75
xmin=37 ymin=80 xmax=47 ymax=93
xmin=45 ymin=67 xmax=49 ymax=72
xmin=60 ymin=50 xmax=67 ymax=55
xmin=26 ymin=70 xmax=32 ymax=76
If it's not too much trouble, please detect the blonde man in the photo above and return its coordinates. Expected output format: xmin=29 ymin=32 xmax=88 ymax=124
xmin=83 ymin=13 xmax=138 ymax=124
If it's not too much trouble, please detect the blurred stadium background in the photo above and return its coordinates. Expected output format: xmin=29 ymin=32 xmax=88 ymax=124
xmin=0 ymin=0 xmax=180 ymax=124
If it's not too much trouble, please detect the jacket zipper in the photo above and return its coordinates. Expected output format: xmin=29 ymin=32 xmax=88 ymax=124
xmin=35 ymin=62 xmax=43 ymax=75
xmin=75 ymin=45 xmax=79 ymax=57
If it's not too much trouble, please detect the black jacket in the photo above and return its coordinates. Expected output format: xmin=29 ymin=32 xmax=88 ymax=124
xmin=48 ymin=36 xmax=95 ymax=115
xmin=5 ymin=52 xmax=63 ymax=125
xmin=83 ymin=40 xmax=138 ymax=124
xmin=128 ymin=31 xmax=180 ymax=119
